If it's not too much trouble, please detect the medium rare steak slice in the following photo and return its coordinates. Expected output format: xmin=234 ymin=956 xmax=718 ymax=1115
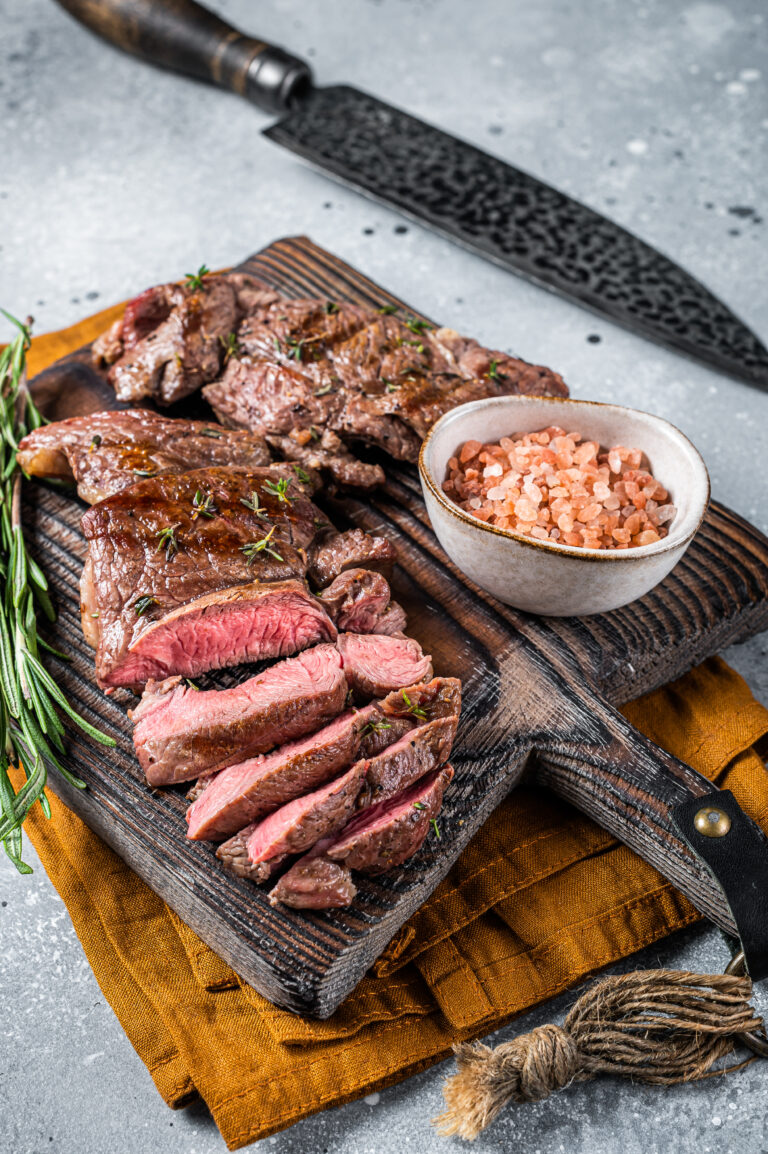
xmin=316 ymin=568 xmax=398 ymax=634
xmin=327 ymin=764 xmax=454 ymax=874
xmin=132 ymin=644 xmax=347 ymax=786
xmin=337 ymin=632 xmax=433 ymax=698
xmin=215 ymin=834 xmax=285 ymax=882
xmin=358 ymin=716 xmax=458 ymax=803
xmin=307 ymin=529 xmax=396 ymax=588
xmin=268 ymin=840 xmax=356 ymax=910
xmin=241 ymin=759 xmax=368 ymax=864
xmin=372 ymin=601 xmax=408 ymax=636
xmin=81 ymin=464 xmax=328 ymax=688
xmin=186 ymin=704 xmax=381 ymax=841
xmin=17 ymin=410 xmax=272 ymax=505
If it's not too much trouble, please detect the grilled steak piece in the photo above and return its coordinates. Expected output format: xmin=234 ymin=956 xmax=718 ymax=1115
xmin=132 ymin=644 xmax=347 ymax=786
xmin=265 ymin=431 xmax=384 ymax=492
xmin=372 ymin=601 xmax=408 ymax=636
xmin=215 ymin=835 xmax=285 ymax=882
xmin=327 ymin=764 xmax=453 ymax=874
xmin=357 ymin=716 xmax=458 ymax=804
xmin=307 ymin=529 xmax=396 ymax=588
xmin=268 ymin=839 xmax=356 ymax=909
xmin=359 ymin=713 xmax=415 ymax=755
xmin=81 ymin=464 xmax=330 ymax=689
xmin=17 ymin=410 xmax=272 ymax=505
xmin=316 ymin=568 xmax=398 ymax=634
xmin=337 ymin=632 xmax=433 ymax=698
xmin=185 ymin=704 xmax=381 ymax=841
xmin=242 ymin=759 xmax=368 ymax=864
xmin=202 ymin=292 xmax=567 ymax=467
xmin=379 ymin=677 xmax=462 ymax=721
xmin=94 ymin=274 xmax=276 ymax=405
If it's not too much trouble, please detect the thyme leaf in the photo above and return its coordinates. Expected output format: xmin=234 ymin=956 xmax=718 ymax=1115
xmin=241 ymin=525 xmax=283 ymax=564
xmin=377 ymin=304 xmax=398 ymax=315
xmin=362 ymin=718 xmax=392 ymax=737
xmin=400 ymin=690 xmax=427 ymax=720
xmin=185 ymin=264 xmax=210 ymax=291
xmin=134 ymin=595 xmax=158 ymax=617
xmin=240 ymin=490 xmax=268 ymax=517
xmin=404 ymin=317 xmax=433 ymax=335
xmin=219 ymin=331 xmax=242 ymax=363
xmin=262 ymin=477 xmax=292 ymax=504
xmin=199 ymin=427 xmax=223 ymax=439
xmin=292 ymin=464 xmax=311 ymax=484
xmin=190 ymin=489 xmax=217 ymax=521
xmin=488 ymin=359 xmax=507 ymax=383
xmin=324 ymin=300 xmax=339 ymax=315
xmin=430 ymin=818 xmax=441 ymax=839
xmin=88 ymin=433 xmax=102 ymax=452
xmin=133 ymin=468 xmax=157 ymax=478
xmin=156 ymin=523 xmax=180 ymax=561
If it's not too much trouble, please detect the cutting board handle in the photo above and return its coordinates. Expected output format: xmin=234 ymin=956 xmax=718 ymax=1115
xmin=55 ymin=0 xmax=312 ymax=114
xmin=529 ymin=688 xmax=768 ymax=977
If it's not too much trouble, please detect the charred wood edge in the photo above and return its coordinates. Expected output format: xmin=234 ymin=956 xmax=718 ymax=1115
xmin=21 ymin=234 xmax=768 ymax=1014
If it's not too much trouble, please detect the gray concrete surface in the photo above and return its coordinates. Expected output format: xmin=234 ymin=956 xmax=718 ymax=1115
xmin=1 ymin=0 xmax=767 ymax=1150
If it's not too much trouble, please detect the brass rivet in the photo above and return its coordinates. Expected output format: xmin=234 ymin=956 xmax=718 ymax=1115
xmin=694 ymin=806 xmax=732 ymax=838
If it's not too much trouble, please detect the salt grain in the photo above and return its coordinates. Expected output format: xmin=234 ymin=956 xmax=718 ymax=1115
xmin=442 ymin=425 xmax=673 ymax=552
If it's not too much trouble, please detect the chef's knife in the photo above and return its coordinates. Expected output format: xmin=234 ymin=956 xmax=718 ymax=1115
xmin=56 ymin=0 xmax=768 ymax=391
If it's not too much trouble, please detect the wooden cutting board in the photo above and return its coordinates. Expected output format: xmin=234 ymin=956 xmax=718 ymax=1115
xmin=27 ymin=236 xmax=768 ymax=1017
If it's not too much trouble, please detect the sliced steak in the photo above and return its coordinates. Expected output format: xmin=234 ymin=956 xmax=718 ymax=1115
xmin=337 ymin=632 xmax=433 ymax=698
xmin=316 ymin=568 xmax=396 ymax=634
xmin=17 ymin=410 xmax=272 ymax=504
xmin=359 ymin=713 xmax=415 ymax=756
xmin=265 ymin=431 xmax=384 ymax=492
xmin=185 ymin=704 xmax=380 ymax=840
xmin=357 ymin=716 xmax=458 ymax=804
xmin=215 ymin=835 xmax=285 ymax=882
xmin=372 ymin=601 xmax=408 ymax=636
xmin=379 ymin=677 xmax=462 ymax=721
xmin=81 ymin=464 xmax=326 ymax=688
xmin=268 ymin=840 xmax=356 ymax=909
xmin=307 ymin=529 xmax=396 ymax=588
xmin=327 ymin=764 xmax=453 ymax=874
xmin=244 ymin=759 xmax=368 ymax=864
xmin=132 ymin=643 xmax=347 ymax=786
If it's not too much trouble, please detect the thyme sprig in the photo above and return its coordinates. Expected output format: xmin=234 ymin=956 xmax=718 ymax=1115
xmin=240 ymin=490 xmax=268 ymax=517
xmin=156 ymin=523 xmax=180 ymax=560
xmin=0 ymin=312 xmax=115 ymax=873
xmin=191 ymin=489 xmax=216 ymax=521
xmin=400 ymin=690 xmax=427 ymax=720
xmin=185 ymin=264 xmax=210 ymax=291
xmin=262 ymin=477 xmax=293 ymax=504
xmin=241 ymin=526 xmax=283 ymax=564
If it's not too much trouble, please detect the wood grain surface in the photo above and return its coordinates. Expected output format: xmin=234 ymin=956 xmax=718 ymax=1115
xmin=26 ymin=236 xmax=768 ymax=1016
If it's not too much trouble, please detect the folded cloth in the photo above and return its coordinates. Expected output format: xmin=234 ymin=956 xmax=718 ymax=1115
xmin=16 ymin=319 xmax=768 ymax=1149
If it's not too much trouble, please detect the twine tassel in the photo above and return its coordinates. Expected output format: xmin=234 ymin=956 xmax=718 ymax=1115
xmin=433 ymin=969 xmax=762 ymax=1141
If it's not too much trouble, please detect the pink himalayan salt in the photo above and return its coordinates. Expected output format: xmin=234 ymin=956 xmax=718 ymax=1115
xmin=442 ymin=425 xmax=676 ymax=552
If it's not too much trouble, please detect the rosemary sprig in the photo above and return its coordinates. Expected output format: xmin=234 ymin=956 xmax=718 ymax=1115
xmin=0 ymin=312 xmax=115 ymax=873
xmin=185 ymin=264 xmax=210 ymax=291
xmin=241 ymin=526 xmax=283 ymax=564
xmin=156 ymin=523 xmax=180 ymax=560
xmin=262 ymin=477 xmax=292 ymax=504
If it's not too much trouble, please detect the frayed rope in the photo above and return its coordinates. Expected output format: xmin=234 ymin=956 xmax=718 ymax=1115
xmin=434 ymin=969 xmax=763 ymax=1140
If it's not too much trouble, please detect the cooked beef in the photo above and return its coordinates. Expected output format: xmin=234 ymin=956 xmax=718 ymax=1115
xmin=265 ymin=431 xmax=384 ymax=492
xmin=185 ymin=704 xmax=381 ymax=840
xmin=268 ymin=839 xmax=356 ymax=909
xmin=132 ymin=644 xmax=347 ymax=786
xmin=17 ymin=410 xmax=272 ymax=505
xmin=379 ymin=677 xmax=462 ymax=721
xmin=316 ymin=568 xmax=398 ymax=634
xmin=307 ymin=529 xmax=396 ymax=588
xmin=357 ymin=716 xmax=458 ymax=804
xmin=80 ymin=464 xmax=330 ymax=688
xmin=186 ymin=772 xmax=217 ymax=803
xmin=95 ymin=273 xmax=276 ymax=405
xmin=201 ymin=291 xmax=567 ymax=467
xmin=244 ymin=759 xmax=368 ymax=864
xmin=327 ymin=764 xmax=453 ymax=874
xmin=359 ymin=713 xmax=415 ymax=756
xmin=337 ymin=632 xmax=433 ymax=698
xmin=215 ymin=834 xmax=285 ymax=882
xmin=372 ymin=601 xmax=408 ymax=636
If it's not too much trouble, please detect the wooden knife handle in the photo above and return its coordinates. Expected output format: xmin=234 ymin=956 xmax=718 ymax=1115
xmin=55 ymin=0 xmax=312 ymax=113
xmin=527 ymin=686 xmax=750 ymax=945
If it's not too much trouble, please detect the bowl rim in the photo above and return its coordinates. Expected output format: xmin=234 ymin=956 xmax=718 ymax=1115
xmin=418 ymin=394 xmax=711 ymax=565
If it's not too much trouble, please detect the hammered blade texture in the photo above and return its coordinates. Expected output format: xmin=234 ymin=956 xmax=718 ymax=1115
xmin=266 ymin=86 xmax=768 ymax=388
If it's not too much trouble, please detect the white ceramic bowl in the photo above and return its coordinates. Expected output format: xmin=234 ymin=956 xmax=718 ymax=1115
xmin=418 ymin=394 xmax=710 ymax=617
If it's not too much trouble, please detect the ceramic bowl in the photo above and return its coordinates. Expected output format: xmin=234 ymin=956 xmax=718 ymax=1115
xmin=418 ymin=394 xmax=710 ymax=617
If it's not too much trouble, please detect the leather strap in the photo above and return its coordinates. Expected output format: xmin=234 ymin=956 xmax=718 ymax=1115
xmin=671 ymin=789 xmax=768 ymax=981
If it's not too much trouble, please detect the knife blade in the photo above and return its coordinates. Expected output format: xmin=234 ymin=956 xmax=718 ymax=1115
xmin=56 ymin=0 xmax=768 ymax=391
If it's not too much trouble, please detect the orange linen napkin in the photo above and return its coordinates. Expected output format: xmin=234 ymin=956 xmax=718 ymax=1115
xmin=12 ymin=319 xmax=768 ymax=1149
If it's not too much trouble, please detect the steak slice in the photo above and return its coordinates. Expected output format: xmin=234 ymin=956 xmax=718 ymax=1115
xmin=337 ymin=632 xmax=433 ymax=698
xmin=316 ymin=568 xmax=397 ymax=634
xmin=17 ymin=410 xmax=272 ymax=505
xmin=327 ymin=764 xmax=454 ymax=874
xmin=379 ymin=677 xmax=462 ymax=721
xmin=265 ymin=431 xmax=384 ymax=492
xmin=185 ymin=704 xmax=380 ymax=841
xmin=81 ymin=464 xmax=327 ymax=688
xmin=307 ymin=529 xmax=396 ymax=588
xmin=132 ymin=643 xmax=347 ymax=786
xmin=357 ymin=716 xmax=458 ymax=804
xmin=242 ymin=759 xmax=368 ymax=864
xmin=372 ymin=601 xmax=408 ymax=636
xmin=215 ymin=836 xmax=285 ymax=882
xmin=268 ymin=839 xmax=356 ymax=910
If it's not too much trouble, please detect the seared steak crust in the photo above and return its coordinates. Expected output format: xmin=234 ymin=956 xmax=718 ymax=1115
xmin=269 ymin=848 xmax=356 ymax=910
xmin=307 ymin=529 xmax=396 ymax=589
xmin=316 ymin=568 xmax=398 ymax=634
xmin=358 ymin=715 xmax=458 ymax=803
xmin=17 ymin=410 xmax=272 ymax=505
xmin=80 ymin=464 xmax=329 ymax=688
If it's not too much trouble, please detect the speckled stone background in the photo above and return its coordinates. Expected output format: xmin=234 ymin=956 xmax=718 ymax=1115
xmin=1 ymin=0 xmax=767 ymax=1151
